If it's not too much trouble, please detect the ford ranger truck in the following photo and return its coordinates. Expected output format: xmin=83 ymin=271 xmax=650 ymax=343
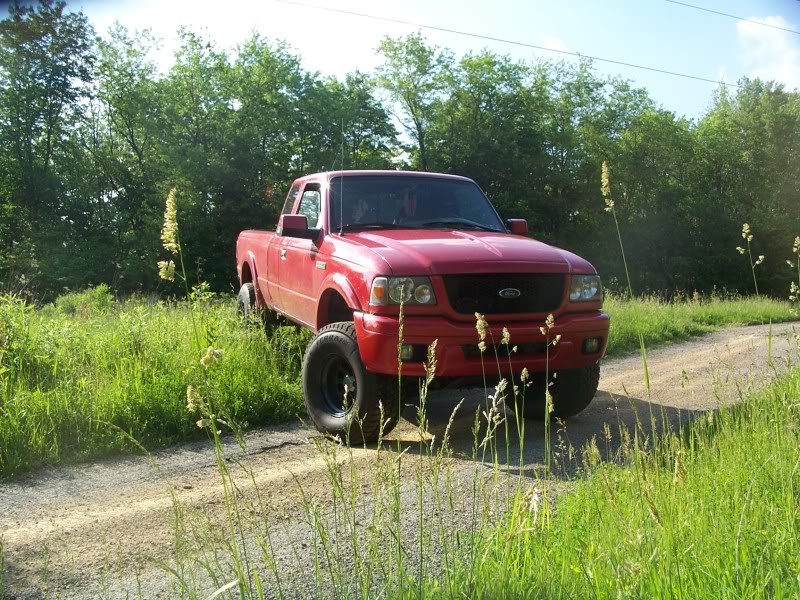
xmin=236 ymin=170 xmax=609 ymax=442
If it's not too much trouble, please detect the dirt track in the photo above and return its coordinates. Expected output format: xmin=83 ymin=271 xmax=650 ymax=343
xmin=1 ymin=322 xmax=798 ymax=599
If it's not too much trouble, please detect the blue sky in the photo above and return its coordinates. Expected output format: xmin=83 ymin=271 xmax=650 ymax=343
xmin=78 ymin=0 xmax=800 ymax=119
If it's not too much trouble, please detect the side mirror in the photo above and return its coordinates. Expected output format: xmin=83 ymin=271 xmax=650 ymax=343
xmin=278 ymin=214 xmax=321 ymax=241
xmin=506 ymin=219 xmax=528 ymax=235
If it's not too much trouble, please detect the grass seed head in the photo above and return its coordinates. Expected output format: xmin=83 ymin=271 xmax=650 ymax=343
xmin=501 ymin=327 xmax=510 ymax=345
xmin=161 ymin=188 xmax=179 ymax=254
xmin=793 ymin=236 xmax=800 ymax=254
xmin=474 ymin=312 xmax=487 ymax=342
xmin=201 ymin=346 xmax=224 ymax=369
xmin=157 ymin=260 xmax=176 ymax=282
xmin=736 ymin=246 xmax=746 ymax=255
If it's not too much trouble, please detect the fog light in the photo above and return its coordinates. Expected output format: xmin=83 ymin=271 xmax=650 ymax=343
xmin=583 ymin=337 xmax=602 ymax=354
xmin=400 ymin=344 xmax=415 ymax=361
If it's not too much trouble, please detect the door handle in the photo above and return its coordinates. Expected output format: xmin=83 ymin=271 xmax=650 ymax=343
xmin=280 ymin=249 xmax=287 ymax=260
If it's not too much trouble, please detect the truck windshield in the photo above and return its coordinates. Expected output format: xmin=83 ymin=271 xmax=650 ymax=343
xmin=329 ymin=175 xmax=505 ymax=233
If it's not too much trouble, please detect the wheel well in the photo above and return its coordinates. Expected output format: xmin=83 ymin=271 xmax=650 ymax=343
xmin=317 ymin=289 xmax=354 ymax=329
xmin=240 ymin=262 xmax=253 ymax=284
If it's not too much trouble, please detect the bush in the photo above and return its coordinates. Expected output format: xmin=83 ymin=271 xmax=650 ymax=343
xmin=52 ymin=284 xmax=114 ymax=317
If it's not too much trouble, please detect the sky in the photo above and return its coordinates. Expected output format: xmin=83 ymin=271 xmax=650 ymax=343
xmin=76 ymin=0 xmax=800 ymax=120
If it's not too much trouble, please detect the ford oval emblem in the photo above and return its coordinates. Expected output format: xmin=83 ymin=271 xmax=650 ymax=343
xmin=498 ymin=288 xmax=521 ymax=299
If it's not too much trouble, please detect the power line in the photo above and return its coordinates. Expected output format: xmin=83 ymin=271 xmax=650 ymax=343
xmin=274 ymin=0 xmax=741 ymax=88
xmin=662 ymin=0 xmax=800 ymax=36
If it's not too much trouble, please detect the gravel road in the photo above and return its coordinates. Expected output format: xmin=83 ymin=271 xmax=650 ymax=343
xmin=2 ymin=322 xmax=798 ymax=599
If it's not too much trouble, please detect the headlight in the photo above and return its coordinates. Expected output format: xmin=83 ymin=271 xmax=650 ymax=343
xmin=569 ymin=275 xmax=602 ymax=302
xmin=370 ymin=277 xmax=437 ymax=305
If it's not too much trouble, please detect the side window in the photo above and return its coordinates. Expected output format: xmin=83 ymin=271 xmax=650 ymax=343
xmin=296 ymin=184 xmax=321 ymax=228
xmin=281 ymin=184 xmax=300 ymax=215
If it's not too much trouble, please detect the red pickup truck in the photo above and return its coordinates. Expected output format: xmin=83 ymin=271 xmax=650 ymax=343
xmin=236 ymin=171 xmax=609 ymax=442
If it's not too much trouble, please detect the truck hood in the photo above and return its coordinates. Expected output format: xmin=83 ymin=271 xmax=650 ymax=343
xmin=343 ymin=229 xmax=595 ymax=275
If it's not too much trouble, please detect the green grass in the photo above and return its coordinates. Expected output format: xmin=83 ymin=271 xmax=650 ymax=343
xmin=0 ymin=289 xmax=793 ymax=479
xmin=0 ymin=289 xmax=308 ymax=479
xmin=604 ymin=292 xmax=794 ymax=356
xmin=404 ymin=361 xmax=800 ymax=599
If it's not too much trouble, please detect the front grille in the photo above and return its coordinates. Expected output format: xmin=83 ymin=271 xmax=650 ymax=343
xmin=443 ymin=273 xmax=565 ymax=315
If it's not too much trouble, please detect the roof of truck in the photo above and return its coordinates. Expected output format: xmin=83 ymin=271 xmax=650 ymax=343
xmin=293 ymin=170 xmax=474 ymax=184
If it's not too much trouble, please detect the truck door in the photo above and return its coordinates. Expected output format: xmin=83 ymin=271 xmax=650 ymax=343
xmin=281 ymin=182 xmax=323 ymax=328
xmin=265 ymin=183 xmax=300 ymax=311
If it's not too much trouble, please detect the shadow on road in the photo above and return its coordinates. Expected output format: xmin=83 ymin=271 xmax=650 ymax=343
xmin=382 ymin=386 xmax=708 ymax=478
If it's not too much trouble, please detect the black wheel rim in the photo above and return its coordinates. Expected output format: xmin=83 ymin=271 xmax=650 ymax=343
xmin=320 ymin=353 xmax=356 ymax=417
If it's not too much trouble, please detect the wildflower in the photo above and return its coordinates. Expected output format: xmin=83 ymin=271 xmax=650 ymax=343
xmin=521 ymin=367 xmax=529 ymax=382
xmin=754 ymin=255 xmax=765 ymax=266
xmin=200 ymin=346 xmax=224 ymax=368
xmin=501 ymin=327 xmax=510 ymax=345
xmin=158 ymin=260 xmax=176 ymax=282
xmin=741 ymin=223 xmax=753 ymax=242
xmin=474 ymin=312 xmax=487 ymax=342
xmin=736 ymin=247 xmax=746 ymax=255
xmin=161 ymin=188 xmax=179 ymax=254
xmin=196 ymin=418 xmax=211 ymax=429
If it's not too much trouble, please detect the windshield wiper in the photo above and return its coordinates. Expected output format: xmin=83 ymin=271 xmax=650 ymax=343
xmin=338 ymin=222 xmax=416 ymax=232
xmin=419 ymin=219 xmax=501 ymax=232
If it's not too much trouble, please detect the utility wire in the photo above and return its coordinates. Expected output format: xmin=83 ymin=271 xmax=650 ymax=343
xmin=274 ymin=0 xmax=741 ymax=88
xmin=662 ymin=0 xmax=799 ymax=36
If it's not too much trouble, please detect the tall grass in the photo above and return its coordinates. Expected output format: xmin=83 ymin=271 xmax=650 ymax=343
xmin=0 ymin=289 xmax=307 ymax=478
xmin=604 ymin=292 xmax=792 ymax=356
xmin=402 ymin=352 xmax=800 ymax=599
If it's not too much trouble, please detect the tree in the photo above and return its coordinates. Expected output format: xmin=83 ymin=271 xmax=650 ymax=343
xmin=376 ymin=33 xmax=451 ymax=170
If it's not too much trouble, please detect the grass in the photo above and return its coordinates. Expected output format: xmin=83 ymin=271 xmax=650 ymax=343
xmin=604 ymin=292 xmax=793 ymax=356
xmin=0 ymin=289 xmax=793 ymax=479
xmin=0 ymin=287 xmax=308 ymax=479
xmin=403 ymin=357 xmax=800 ymax=598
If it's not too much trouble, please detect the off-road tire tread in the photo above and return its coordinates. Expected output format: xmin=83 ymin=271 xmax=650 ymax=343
xmin=238 ymin=283 xmax=257 ymax=327
xmin=551 ymin=361 xmax=600 ymax=418
xmin=303 ymin=322 xmax=399 ymax=444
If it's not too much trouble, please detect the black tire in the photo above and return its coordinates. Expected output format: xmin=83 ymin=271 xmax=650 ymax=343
xmin=237 ymin=282 xmax=280 ymax=331
xmin=517 ymin=362 xmax=600 ymax=420
xmin=237 ymin=283 xmax=257 ymax=327
xmin=302 ymin=321 xmax=399 ymax=443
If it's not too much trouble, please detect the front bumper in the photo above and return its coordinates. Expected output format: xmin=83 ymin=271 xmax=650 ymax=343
xmin=353 ymin=311 xmax=610 ymax=377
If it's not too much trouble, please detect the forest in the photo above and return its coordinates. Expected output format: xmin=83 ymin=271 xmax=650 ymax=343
xmin=1 ymin=0 xmax=798 ymax=300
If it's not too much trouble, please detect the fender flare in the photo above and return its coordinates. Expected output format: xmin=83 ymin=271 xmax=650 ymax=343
xmin=241 ymin=251 xmax=265 ymax=304
xmin=316 ymin=273 xmax=362 ymax=328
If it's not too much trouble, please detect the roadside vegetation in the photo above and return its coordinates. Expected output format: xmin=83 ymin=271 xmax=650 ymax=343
xmin=604 ymin=292 xmax=791 ymax=356
xmin=0 ymin=286 xmax=308 ymax=478
xmin=405 ymin=357 xmax=800 ymax=599
xmin=0 ymin=288 xmax=793 ymax=479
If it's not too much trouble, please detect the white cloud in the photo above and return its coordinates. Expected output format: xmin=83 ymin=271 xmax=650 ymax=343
xmin=736 ymin=16 xmax=800 ymax=90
